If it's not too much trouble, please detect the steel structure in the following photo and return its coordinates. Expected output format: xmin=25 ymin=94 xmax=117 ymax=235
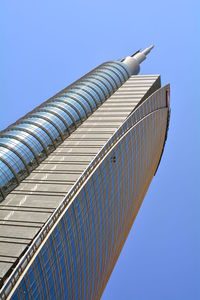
xmin=0 ymin=46 xmax=170 ymax=299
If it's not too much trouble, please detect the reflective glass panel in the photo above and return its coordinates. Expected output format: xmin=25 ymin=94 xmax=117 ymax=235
xmin=67 ymin=89 xmax=97 ymax=109
xmin=57 ymin=97 xmax=86 ymax=118
xmin=51 ymin=100 xmax=80 ymax=122
xmin=15 ymin=123 xmax=52 ymax=147
xmin=42 ymin=105 xmax=73 ymax=127
xmin=72 ymin=85 xmax=101 ymax=105
xmin=4 ymin=130 xmax=43 ymax=155
xmin=0 ymin=138 xmax=35 ymax=165
xmin=0 ymin=147 xmax=26 ymax=173
xmin=25 ymin=117 xmax=59 ymax=139
xmin=32 ymin=111 xmax=66 ymax=133
xmin=0 ymin=160 xmax=14 ymax=187
xmin=78 ymin=80 xmax=105 ymax=100
xmin=62 ymin=92 xmax=92 ymax=114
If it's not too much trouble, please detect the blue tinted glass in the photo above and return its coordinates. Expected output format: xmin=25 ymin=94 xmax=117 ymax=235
xmin=4 ymin=130 xmax=43 ymax=155
xmin=52 ymin=100 xmax=80 ymax=122
xmin=96 ymin=71 xmax=119 ymax=89
xmin=91 ymin=75 xmax=113 ymax=97
xmin=107 ymin=62 xmax=130 ymax=80
xmin=92 ymin=74 xmax=114 ymax=92
xmin=79 ymin=80 xmax=105 ymax=99
xmin=67 ymin=89 xmax=97 ymax=109
xmin=0 ymin=160 xmax=14 ymax=187
xmin=0 ymin=138 xmax=35 ymax=164
xmin=84 ymin=77 xmax=109 ymax=97
xmin=25 ymin=117 xmax=59 ymax=139
xmin=15 ymin=123 xmax=52 ymax=147
xmin=72 ymin=85 xmax=101 ymax=104
xmin=98 ymin=67 xmax=122 ymax=87
xmin=115 ymin=62 xmax=131 ymax=78
xmin=33 ymin=111 xmax=66 ymax=133
xmin=57 ymin=97 xmax=86 ymax=118
xmin=42 ymin=105 xmax=73 ymax=127
xmin=63 ymin=92 xmax=92 ymax=114
xmin=0 ymin=147 xmax=25 ymax=173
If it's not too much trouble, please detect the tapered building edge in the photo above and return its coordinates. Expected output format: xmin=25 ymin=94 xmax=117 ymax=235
xmin=0 ymin=81 xmax=170 ymax=299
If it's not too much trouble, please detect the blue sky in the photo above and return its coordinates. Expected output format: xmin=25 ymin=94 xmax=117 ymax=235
xmin=0 ymin=1 xmax=199 ymax=299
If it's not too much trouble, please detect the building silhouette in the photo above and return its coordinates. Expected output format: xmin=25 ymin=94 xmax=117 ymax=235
xmin=0 ymin=46 xmax=170 ymax=299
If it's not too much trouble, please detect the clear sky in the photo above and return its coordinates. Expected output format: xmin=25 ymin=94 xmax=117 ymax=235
xmin=0 ymin=1 xmax=199 ymax=299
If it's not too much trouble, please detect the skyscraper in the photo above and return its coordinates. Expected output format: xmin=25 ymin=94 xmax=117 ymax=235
xmin=0 ymin=46 xmax=170 ymax=299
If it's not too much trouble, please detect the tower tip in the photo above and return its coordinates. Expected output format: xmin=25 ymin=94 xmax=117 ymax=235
xmin=141 ymin=44 xmax=154 ymax=56
xmin=122 ymin=44 xmax=155 ymax=75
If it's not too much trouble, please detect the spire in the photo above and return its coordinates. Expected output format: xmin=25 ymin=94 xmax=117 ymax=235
xmin=122 ymin=44 xmax=154 ymax=75
xmin=141 ymin=44 xmax=154 ymax=56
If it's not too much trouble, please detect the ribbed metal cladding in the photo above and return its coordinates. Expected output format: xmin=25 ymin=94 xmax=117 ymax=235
xmin=0 ymin=62 xmax=130 ymax=201
xmin=0 ymin=79 xmax=170 ymax=299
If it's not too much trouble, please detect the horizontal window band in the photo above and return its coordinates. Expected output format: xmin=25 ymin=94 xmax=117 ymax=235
xmin=0 ymin=156 xmax=20 ymax=185
xmin=109 ymin=61 xmax=131 ymax=79
xmin=80 ymin=78 xmax=108 ymax=99
xmin=28 ymin=113 xmax=64 ymax=141
xmin=0 ymin=142 xmax=31 ymax=175
xmin=11 ymin=191 xmax=67 ymax=197
xmin=26 ymin=116 xmax=62 ymax=144
xmin=17 ymin=120 xmax=57 ymax=148
xmin=92 ymin=71 xmax=118 ymax=91
xmin=104 ymin=63 xmax=128 ymax=82
xmin=0 ymin=134 xmax=41 ymax=165
xmin=0 ymin=220 xmax=44 ymax=226
xmin=41 ymin=102 xmax=78 ymax=130
xmin=55 ymin=95 xmax=89 ymax=116
xmin=40 ymin=161 xmax=89 ymax=165
xmin=0 ymin=222 xmax=42 ymax=229
xmin=68 ymin=86 xmax=99 ymax=107
xmin=50 ymin=100 xmax=83 ymax=122
xmin=11 ymin=126 xmax=49 ymax=156
xmin=0 ymin=147 xmax=27 ymax=174
xmin=95 ymin=68 xmax=121 ymax=88
xmin=2 ymin=131 xmax=44 ymax=155
xmin=66 ymin=91 xmax=97 ymax=111
xmin=100 ymin=64 xmax=125 ymax=84
xmin=32 ymin=170 xmax=82 ymax=175
xmin=33 ymin=107 xmax=71 ymax=136
xmin=23 ymin=178 xmax=75 ymax=184
xmin=54 ymin=98 xmax=85 ymax=121
xmin=64 ymin=91 xmax=94 ymax=112
xmin=0 ymin=205 xmax=55 ymax=212
xmin=68 ymin=138 xmax=109 ymax=142
xmin=49 ymin=152 xmax=97 ymax=156
xmin=73 ymin=83 xmax=102 ymax=103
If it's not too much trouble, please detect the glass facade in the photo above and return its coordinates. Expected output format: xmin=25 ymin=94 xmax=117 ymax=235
xmin=0 ymin=62 xmax=130 ymax=201
xmin=0 ymin=45 xmax=170 ymax=299
xmin=0 ymin=83 xmax=170 ymax=299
